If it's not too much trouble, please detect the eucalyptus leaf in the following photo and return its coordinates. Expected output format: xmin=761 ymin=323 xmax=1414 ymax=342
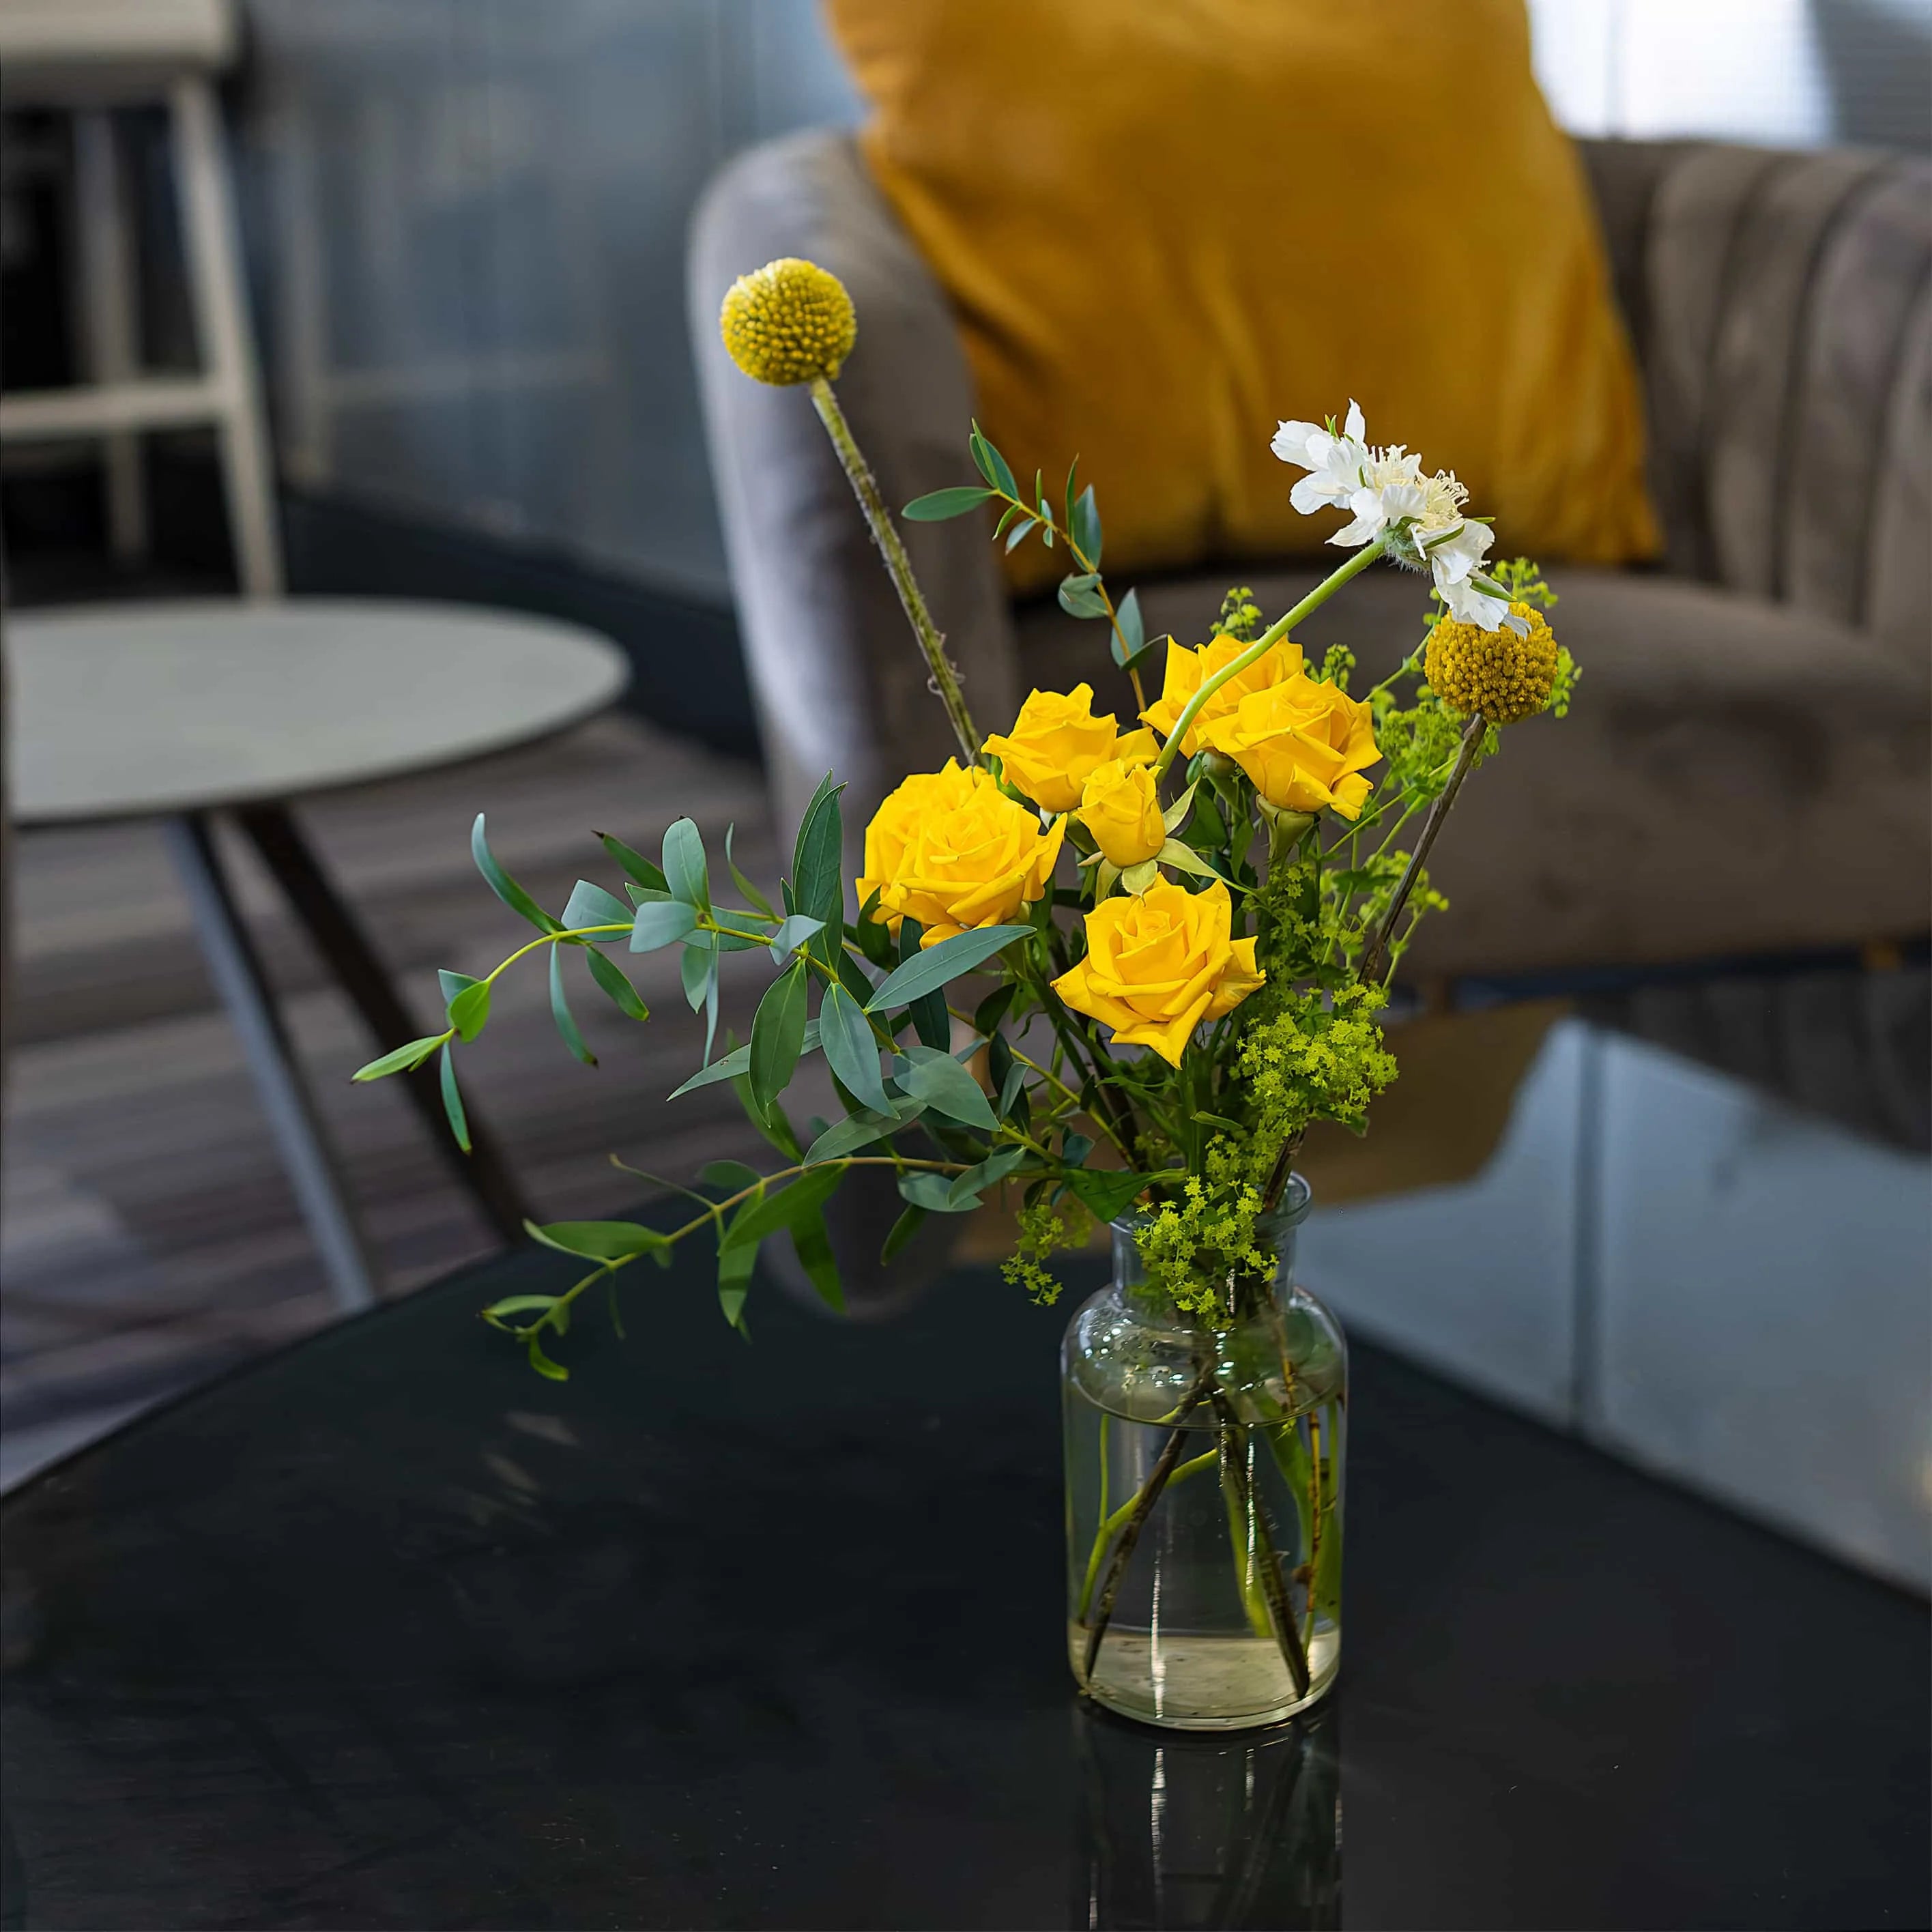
xmin=561 ymin=879 xmax=633 ymax=938
xmin=893 ymin=1043 xmax=996 ymax=1131
xmin=897 ymin=1170 xmax=979 ymax=1214
xmin=1004 ymin=515 xmax=1037 ymax=553
xmin=948 ymin=1144 xmax=1027 ymax=1207
xmin=700 ymin=1159 xmax=764 ymax=1194
xmin=549 ymin=946 xmax=596 ymax=1065
xmin=803 ymin=1099 xmax=925 ymax=1166
xmin=585 ymin=948 xmax=648 ymax=1021
xmin=444 ymin=981 xmax=491 ymax=1043
xmin=766 ymin=914 xmax=826 ymax=963
xmin=472 ymin=815 xmax=561 ymax=933
xmin=1061 ymin=1168 xmax=1154 ymax=1223
xmin=1114 ymin=586 xmax=1144 ymax=657
xmin=630 ymin=899 xmax=699 ymax=952
xmin=720 ymin=1166 xmax=844 ymax=1251
xmin=681 ymin=943 xmax=713 ymax=1013
xmin=351 ymin=1033 xmax=446 ymax=1082
xmin=439 ymin=1043 xmax=470 ymax=1151
xmin=748 ymin=960 xmax=809 ymax=1115
xmin=597 ymin=831 xmax=667 ymax=894
xmin=968 ymin=421 xmax=1018 ymax=498
xmin=881 ymin=1203 xmax=928 ymax=1265
xmin=525 ymin=1218 xmax=669 ymax=1261
xmin=789 ymin=1208 xmax=845 ymax=1312
xmin=1071 ymin=484 xmax=1103 ymax=568
xmin=902 ymin=485 xmax=998 ymax=520
xmin=818 ymin=980 xmax=891 ymax=1115
xmin=791 ymin=775 xmax=845 ymax=932
xmin=1057 ymin=572 xmax=1109 ymax=620
xmin=865 ymin=924 xmax=1030 ymax=1013
xmin=725 ymin=823 xmax=775 ymax=917
xmin=661 ymin=818 xmax=709 ymax=910
xmin=526 ymin=1329 xmax=569 ymax=1380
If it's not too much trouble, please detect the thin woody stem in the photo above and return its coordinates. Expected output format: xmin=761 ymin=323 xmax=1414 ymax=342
xmin=1080 ymin=1362 xmax=1217 ymax=1684
xmin=1213 ymin=1395 xmax=1312 ymax=1699
xmin=809 ymin=375 xmax=980 ymax=765
xmin=1359 ymin=710 xmax=1486 ymax=985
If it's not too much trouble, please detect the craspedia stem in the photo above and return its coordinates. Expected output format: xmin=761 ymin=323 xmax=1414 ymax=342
xmin=1359 ymin=711 xmax=1485 ymax=985
xmin=808 ymin=375 xmax=981 ymax=766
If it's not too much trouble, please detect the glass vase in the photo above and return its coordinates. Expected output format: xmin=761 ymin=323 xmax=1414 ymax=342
xmin=1063 ymin=1177 xmax=1345 ymax=1730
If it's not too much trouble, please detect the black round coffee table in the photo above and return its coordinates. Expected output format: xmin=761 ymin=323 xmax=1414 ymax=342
xmin=1 ymin=1232 xmax=1925 ymax=1929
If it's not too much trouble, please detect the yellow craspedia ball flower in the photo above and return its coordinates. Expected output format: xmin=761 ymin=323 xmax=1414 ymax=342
xmin=719 ymin=257 xmax=856 ymax=386
xmin=1424 ymin=603 xmax=1559 ymax=725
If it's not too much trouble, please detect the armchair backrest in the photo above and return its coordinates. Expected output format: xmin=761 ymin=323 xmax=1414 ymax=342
xmin=1578 ymin=138 xmax=1931 ymax=660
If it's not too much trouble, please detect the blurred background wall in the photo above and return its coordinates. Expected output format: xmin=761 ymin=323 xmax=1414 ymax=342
xmin=5 ymin=0 xmax=1927 ymax=742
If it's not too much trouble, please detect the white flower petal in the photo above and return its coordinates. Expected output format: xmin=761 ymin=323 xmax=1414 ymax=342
xmin=1291 ymin=472 xmax=1344 ymax=514
xmin=1271 ymin=420 xmax=1323 ymax=467
xmin=1343 ymin=399 xmax=1366 ymax=442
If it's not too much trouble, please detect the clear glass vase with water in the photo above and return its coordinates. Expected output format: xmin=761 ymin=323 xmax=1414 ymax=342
xmin=1063 ymin=1177 xmax=1345 ymax=1729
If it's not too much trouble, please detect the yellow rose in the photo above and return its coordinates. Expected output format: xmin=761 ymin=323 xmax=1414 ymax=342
xmin=1141 ymin=635 xmax=1306 ymax=758
xmin=1198 ymin=674 xmax=1381 ymax=820
xmin=983 ymin=684 xmax=1152 ymax=813
xmin=856 ymin=760 xmax=1065 ymax=945
xmin=1076 ymin=757 xmax=1167 ymax=869
xmin=1051 ymin=879 xmax=1265 ymax=1066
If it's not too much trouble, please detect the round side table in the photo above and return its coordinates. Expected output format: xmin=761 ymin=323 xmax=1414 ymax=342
xmin=7 ymin=597 xmax=631 ymax=1312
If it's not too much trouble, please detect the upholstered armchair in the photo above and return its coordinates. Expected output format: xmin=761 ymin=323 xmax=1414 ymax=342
xmin=690 ymin=132 xmax=1930 ymax=987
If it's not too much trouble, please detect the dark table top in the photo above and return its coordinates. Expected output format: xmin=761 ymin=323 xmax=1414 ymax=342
xmin=1 ymin=1232 xmax=1925 ymax=1931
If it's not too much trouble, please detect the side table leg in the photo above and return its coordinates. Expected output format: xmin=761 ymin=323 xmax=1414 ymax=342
xmin=231 ymin=803 xmax=534 ymax=1244
xmin=163 ymin=813 xmax=378 ymax=1314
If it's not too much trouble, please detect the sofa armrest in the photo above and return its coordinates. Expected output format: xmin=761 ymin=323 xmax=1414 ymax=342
xmin=689 ymin=130 xmax=1018 ymax=846
xmin=1578 ymin=137 xmax=1931 ymax=663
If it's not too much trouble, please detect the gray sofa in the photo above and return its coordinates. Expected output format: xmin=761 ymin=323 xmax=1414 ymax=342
xmin=691 ymin=130 xmax=1930 ymax=985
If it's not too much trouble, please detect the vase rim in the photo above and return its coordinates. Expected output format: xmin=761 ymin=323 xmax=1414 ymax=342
xmin=1109 ymin=1170 xmax=1312 ymax=1238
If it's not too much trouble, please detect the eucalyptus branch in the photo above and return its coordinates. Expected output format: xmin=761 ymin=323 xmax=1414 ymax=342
xmin=985 ymin=485 xmax=1147 ymax=712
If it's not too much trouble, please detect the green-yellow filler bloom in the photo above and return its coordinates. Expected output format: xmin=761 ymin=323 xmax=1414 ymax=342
xmin=1424 ymin=603 xmax=1558 ymax=723
xmin=719 ymin=257 xmax=858 ymax=386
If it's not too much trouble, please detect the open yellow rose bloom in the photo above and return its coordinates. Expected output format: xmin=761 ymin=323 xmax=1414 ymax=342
xmin=1198 ymin=675 xmax=1381 ymax=820
xmin=856 ymin=760 xmax=1065 ymax=944
xmin=982 ymin=682 xmax=1156 ymax=813
xmin=1050 ymin=879 xmax=1265 ymax=1067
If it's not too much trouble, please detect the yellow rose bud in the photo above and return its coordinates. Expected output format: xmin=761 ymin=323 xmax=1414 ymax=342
xmin=1198 ymin=673 xmax=1381 ymax=820
xmin=1076 ymin=757 xmax=1167 ymax=869
xmin=983 ymin=684 xmax=1136 ymax=813
xmin=719 ymin=257 xmax=857 ymax=386
xmin=1052 ymin=879 xmax=1265 ymax=1067
xmin=856 ymin=760 xmax=1065 ymax=945
xmin=1140 ymin=635 xmax=1306 ymax=758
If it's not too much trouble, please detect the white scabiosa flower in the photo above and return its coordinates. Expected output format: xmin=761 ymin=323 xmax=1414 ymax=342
xmin=1272 ymin=407 xmax=1527 ymax=631
xmin=1272 ymin=400 xmax=1371 ymax=516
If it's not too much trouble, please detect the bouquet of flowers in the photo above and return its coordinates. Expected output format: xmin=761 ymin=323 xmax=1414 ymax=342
xmin=355 ymin=256 xmax=1574 ymax=1727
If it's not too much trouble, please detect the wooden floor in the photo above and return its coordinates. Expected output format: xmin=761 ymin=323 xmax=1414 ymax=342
xmin=1 ymin=712 xmax=781 ymax=1487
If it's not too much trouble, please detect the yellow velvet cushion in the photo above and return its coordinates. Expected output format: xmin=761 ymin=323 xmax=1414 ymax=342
xmin=827 ymin=0 xmax=1659 ymax=592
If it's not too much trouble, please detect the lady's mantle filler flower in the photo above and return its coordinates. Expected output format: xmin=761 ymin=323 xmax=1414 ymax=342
xmin=1052 ymin=879 xmax=1265 ymax=1066
xmin=1272 ymin=403 xmax=1526 ymax=633
xmin=983 ymin=684 xmax=1156 ymax=813
xmin=719 ymin=257 xmax=857 ymax=386
xmin=857 ymin=761 xmax=1064 ymax=944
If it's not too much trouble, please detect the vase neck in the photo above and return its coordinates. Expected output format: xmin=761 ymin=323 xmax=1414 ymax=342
xmin=1110 ymin=1177 xmax=1311 ymax=1326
